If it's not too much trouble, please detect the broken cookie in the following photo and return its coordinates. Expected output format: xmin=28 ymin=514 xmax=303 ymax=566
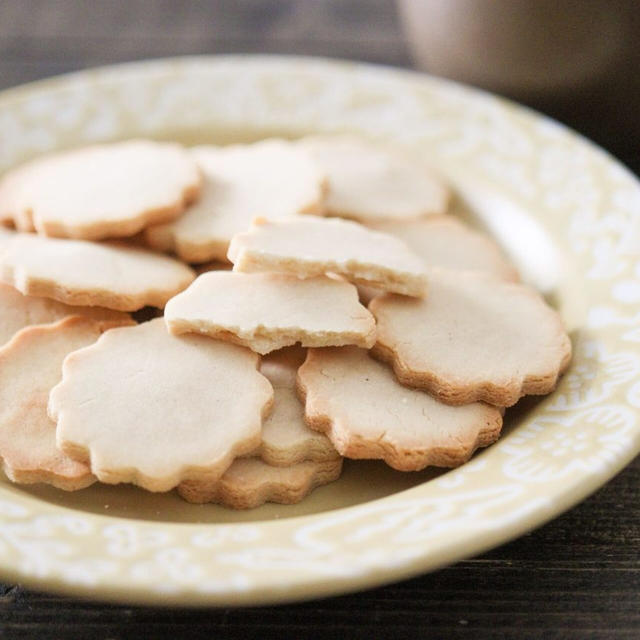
xmin=228 ymin=217 xmax=428 ymax=297
xmin=165 ymin=271 xmax=376 ymax=354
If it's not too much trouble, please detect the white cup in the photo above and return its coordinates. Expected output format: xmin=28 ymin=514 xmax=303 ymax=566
xmin=397 ymin=0 xmax=640 ymax=150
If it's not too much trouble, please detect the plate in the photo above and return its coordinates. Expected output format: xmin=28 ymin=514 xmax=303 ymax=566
xmin=0 ymin=55 xmax=639 ymax=606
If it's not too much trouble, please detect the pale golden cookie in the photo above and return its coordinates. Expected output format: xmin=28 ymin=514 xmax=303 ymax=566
xmin=0 ymin=140 xmax=201 ymax=240
xmin=0 ymin=282 xmax=133 ymax=347
xmin=228 ymin=217 xmax=427 ymax=297
xmin=255 ymin=348 xmax=339 ymax=466
xmin=370 ymin=270 xmax=572 ymax=407
xmin=357 ymin=216 xmax=519 ymax=303
xmin=177 ymin=457 xmax=343 ymax=507
xmin=144 ymin=140 xmax=326 ymax=262
xmin=165 ymin=271 xmax=376 ymax=354
xmin=0 ymin=226 xmax=15 ymax=246
xmin=355 ymin=284 xmax=384 ymax=306
xmin=369 ymin=216 xmax=519 ymax=281
xmin=49 ymin=318 xmax=273 ymax=492
xmin=194 ymin=260 xmax=232 ymax=275
xmin=253 ymin=387 xmax=340 ymax=467
xmin=0 ymin=233 xmax=195 ymax=311
xmin=297 ymin=347 xmax=503 ymax=471
xmin=259 ymin=345 xmax=307 ymax=388
xmin=299 ymin=135 xmax=449 ymax=222
xmin=0 ymin=316 xmax=130 ymax=490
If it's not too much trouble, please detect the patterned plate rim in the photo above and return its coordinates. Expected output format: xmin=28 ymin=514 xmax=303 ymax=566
xmin=0 ymin=55 xmax=638 ymax=606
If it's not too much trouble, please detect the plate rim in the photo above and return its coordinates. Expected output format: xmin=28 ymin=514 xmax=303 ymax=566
xmin=0 ymin=53 xmax=639 ymax=607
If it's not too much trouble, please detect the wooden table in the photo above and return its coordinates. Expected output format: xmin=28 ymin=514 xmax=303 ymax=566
xmin=0 ymin=2 xmax=638 ymax=638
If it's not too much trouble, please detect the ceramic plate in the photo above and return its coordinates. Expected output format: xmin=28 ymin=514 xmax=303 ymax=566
xmin=0 ymin=56 xmax=639 ymax=606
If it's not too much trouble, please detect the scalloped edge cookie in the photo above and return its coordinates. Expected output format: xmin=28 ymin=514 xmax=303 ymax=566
xmin=0 ymin=233 xmax=195 ymax=311
xmin=297 ymin=347 xmax=503 ymax=471
xmin=177 ymin=457 xmax=343 ymax=507
xmin=299 ymin=134 xmax=449 ymax=222
xmin=369 ymin=270 xmax=572 ymax=407
xmin=0 ymin=139 xmax=202 ymax=240
xmin=49 ymin=318 xmax=273 ymax=492
xmin=0 ymin=281 xmax=133 ymax=347
xmin=0 ymin=316 xmax=132 ymax=490
xmin=368 ymin=215 xmax=519 ymax=282
xmin=144 ymin=140 xmax=326 ymax=262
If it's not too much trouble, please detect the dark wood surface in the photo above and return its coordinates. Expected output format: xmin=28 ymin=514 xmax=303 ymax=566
xmin=0 ymin=2 xmax=638 ymax=638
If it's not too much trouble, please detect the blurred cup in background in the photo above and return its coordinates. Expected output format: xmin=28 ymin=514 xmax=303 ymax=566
xmin=397 ymin=0 xmax=640 ymax=154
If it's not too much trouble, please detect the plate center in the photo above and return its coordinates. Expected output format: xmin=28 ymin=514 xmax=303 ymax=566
xmin=2 ymin=128 xmax=581 ymax=525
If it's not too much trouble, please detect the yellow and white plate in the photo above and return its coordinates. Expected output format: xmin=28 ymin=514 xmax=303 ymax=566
xmin=0 ymin=56 xmax=639 ymax=606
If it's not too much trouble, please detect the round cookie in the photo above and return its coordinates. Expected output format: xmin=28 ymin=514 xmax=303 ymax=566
xmin=0 ymin=233 xmax=195 ymax=311
xmin=0 ymin=316 xmax=130 ymax=490
xmin=228 ymin=216 xmax=428 ymax=297
xmin=368 ymin=216 xmax=519 ymax=281
xmin=256 ymin=347 xmax=339 ymax=467
xmin=177 ymin=457 xmax=343 ymax=508
xmin=0 ymin=139 xmax=202 ymax=240
xmin=299 ymin=134 xmax=449 ymax=222
xmin=259 ymin=345 xmax=307 ymax=388
xmin=48 ymin=318 xmax=273 ymax=492
xmin=369 ymin=270 xmax=572 ymax=407
xmin=0 ymin=282 xmax=133 ymax=347
xmin=297 ymin=347 xmax=503 ymax=471
xmin=253 ymin=387 xmax=340 ymax=467
xmin=165 ymin=271 xmax=376 ymax=354
xmin=194 ymin=260 xmax=233 ymax=275
xmin=144 ymin=140 xmax=326 ymax=262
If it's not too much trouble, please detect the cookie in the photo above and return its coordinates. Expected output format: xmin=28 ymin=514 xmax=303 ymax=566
xmin=369 ymin=270 xmax=572 ymax=407
xmin=0 ymin=139 xmax=201 ymax=240
xmin=177 ymin=457 xmax=343 ymax=507
xmin=254 ymin=386 xmax=340 ymax=467
xmin=0 ymin=227 xmax=14 ymax=247
xmin=368 ymin=216 xmax=519 ymax=281
xmin=48 ymin=318 xmax=273 ymax=492
xmin=354 ymin=283 xmax=385 ymax=306
xmin=144 ymin=140 xmax=326 ymax=262
xmin=259 ymin=345 xmax=307 ymax=388
xmin=0 ymin=233 xmax=195 ymax=311
xmin=299 ymin=134 xmax=449 ymax=222
xmin=0 ymin=282 xmax=133 ymax=347
xmin=297 ymin=346 xmax=503 ymax=471
xmin=256 ymin=348 xmax=339 ymax=466
xmin=0 ymin=316 xmax=130 ymax=490
xmin=164 ymin=271 xmax=376 ymax=354
xmin=194 ymin=260 xmax=233 ymax=275
xmin=228 ymin=217 xmax=428 ymax=297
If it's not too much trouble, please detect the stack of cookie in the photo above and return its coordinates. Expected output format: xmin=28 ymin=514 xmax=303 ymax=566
xmin=0 ymin=135 xmax=571 ymax=509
